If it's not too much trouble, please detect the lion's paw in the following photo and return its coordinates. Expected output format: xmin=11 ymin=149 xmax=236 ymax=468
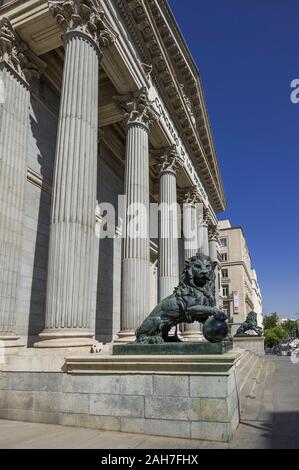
xmin=213 ymin=309 xmax=227 ymax=322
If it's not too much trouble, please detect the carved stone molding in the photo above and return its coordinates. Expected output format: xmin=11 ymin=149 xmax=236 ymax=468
xmin=180 ymin=83 xmax=195 ymax=125
xmin=115 ymin=86 xmax=160 ymax=130
xmin=152 ymin=145 xmax=182 ymax=175
xmin=0 ymin=17 xmax=45 ymax=84
xmin=48 ymin=0 xmax=118 ymax=51
xmin=141 ymin=62 xmax=153 ymax=79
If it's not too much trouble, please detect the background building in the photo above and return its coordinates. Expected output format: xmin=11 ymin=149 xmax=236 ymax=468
xmin=251 ymin=269 xmax=263 ymax=326
xmin=218 ymin=220 xmax=263 ymax=332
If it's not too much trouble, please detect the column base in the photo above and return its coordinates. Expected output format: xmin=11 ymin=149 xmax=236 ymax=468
xmin=34 ymin=329 xmax=95 ymax=349
xmin=114 ymin=331 xmax=136 ymax=344
xmin=0 ymin=335 xmax=24 ymax=352
xmin=181 ymin=330 xmax=204 ymax=342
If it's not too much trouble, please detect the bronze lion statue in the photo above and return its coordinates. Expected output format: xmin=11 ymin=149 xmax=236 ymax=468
xmin=234 ymin=311 xmax=263 ymax=337
xmin=135 ymin=253 xmax=228 ymax=344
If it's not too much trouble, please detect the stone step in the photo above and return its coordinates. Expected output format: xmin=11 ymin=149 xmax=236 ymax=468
xmin=240 ymin=357 xmax=275 ymax=421
xmin=240 ymin=355 xmax=264 ymax=397
xmin=239 ymin=354 xmax=261 ymax=393
xmin=238 ymin=351 xmax=256 ymax=383
xmin=238 ymin=351 xmax=252 ymax=375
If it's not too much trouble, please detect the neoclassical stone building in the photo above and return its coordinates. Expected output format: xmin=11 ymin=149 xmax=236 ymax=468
xmin=218 ymin=220 xmax=263 ymax=331
xmin=0 ymin=0 xmax=226 ymax=352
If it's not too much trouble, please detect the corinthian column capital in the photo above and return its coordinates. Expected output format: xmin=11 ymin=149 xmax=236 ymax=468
xmin=0 ymin=17 xmax=45 ymax=84
xmin=115 ymin=87 xmax=160 ymax=131
xmin=48 ymin=0 xmax=117 ymax=50
xmin=152 ymin=145 xmax=182 ymax=175
xmin=178 ymin=185 xmax=202 ymax=205
xmin=203 ymin=206 xmax=211 ymax=224
xmin=208 ymin=224 xmax=219 ymax=242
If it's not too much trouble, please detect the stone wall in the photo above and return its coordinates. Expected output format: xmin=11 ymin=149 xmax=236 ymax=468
xmin=96 ymin=144 xmax=124 ymax=343
xmin=0 ymin=368 xmax=240 ymax=442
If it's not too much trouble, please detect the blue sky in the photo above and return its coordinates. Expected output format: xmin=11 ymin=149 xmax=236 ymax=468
xmin=169 ymin=0 xmax=299 ymax=318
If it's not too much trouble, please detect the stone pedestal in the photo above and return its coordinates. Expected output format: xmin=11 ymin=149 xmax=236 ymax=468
xmin=233 ymin=336 xmax=265 ymax=355
xmin=0 ymin=349 xmax=243 ymax=443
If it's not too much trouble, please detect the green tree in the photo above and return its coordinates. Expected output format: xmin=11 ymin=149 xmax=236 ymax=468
xmin=263 ymin=312 xmax=279 ymax=330
xmin=282 ymin=320 xmax=297 ymax=337
xmin=264 ymin=325 xmax=288 ymax=347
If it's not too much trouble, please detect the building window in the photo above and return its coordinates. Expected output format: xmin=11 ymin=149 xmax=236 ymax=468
xmin=222 ymin=285 xmax=229 ymax=298
xmin=221 ymin=253 xmax=228 ymax=262
xmin=219 ymin=238 xmax=228 ymax=247
xmin=222 ymin=269 xmax=228 ymax=278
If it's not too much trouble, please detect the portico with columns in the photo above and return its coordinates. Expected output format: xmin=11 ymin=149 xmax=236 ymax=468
xmin=0 ymin=0 xmax=226 ymax=350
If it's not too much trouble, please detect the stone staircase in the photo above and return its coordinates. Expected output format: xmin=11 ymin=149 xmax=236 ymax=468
xmin=237 ymin=350 xmax=274 ymax=422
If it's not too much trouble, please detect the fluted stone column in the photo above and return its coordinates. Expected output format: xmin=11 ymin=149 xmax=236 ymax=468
xmin=156 ymin=146 xmax=181 ymax=301
xmin=180 ymin=188 xmax=203 ymax=341
xmin=115 ymin=88 xmax=159 ymax=342
xmin=0 ymin=18 xmax=42 ymax=350
xmin=35 ymin=1 xmax=116 ymax=348
xmin=182 ymin=188 xmax=199 ymax=260
xmin=209 ymin=225 xmax=220 ymax=307
xmin=199 ymin=207 xmax=210 ymax=256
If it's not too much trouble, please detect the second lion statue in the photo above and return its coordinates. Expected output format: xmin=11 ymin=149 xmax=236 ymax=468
xmin=135 ymin=253 xmax=228 ymax=344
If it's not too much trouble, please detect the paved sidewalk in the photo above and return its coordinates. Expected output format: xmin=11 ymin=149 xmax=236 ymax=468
xmin=230 ymin=355 xmax=299 ymax=448
xmin=0 ymin=356 xmax=298 ymax=449
xmin=0 ymin=419 xmax=226 ymax=449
